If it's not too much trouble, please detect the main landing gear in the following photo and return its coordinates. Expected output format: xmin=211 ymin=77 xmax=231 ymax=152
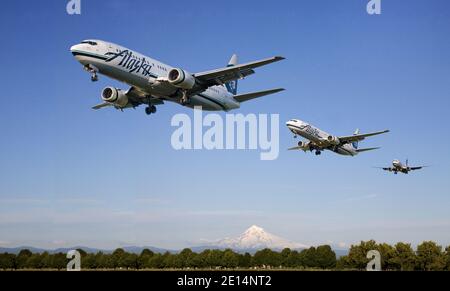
xmin=145 ymin=105 xmax=157 ymax=115
xmin=315 ymin=150 xmax=322 ymax=156
xmin=180 ymin=90 xmax=190 ymax=105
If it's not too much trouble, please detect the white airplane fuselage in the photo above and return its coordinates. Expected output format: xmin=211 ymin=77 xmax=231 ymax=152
xmin=391 ymin=160 xmax=409 ymax=173
xmin=286 ymin=119 xmax=358 ymax=156
xmin=70 ymin=40 xmax=240 ymax=111
xmin=392 ymin=159 xmax=404 ymax=169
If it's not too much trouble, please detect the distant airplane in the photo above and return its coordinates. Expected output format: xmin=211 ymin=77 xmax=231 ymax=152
xmin=70 ymin=39 xmax=284 ymax=115
xmin=375 ymin=159 xmax=427 ymax=174
xmin=286 ymin=119 xmax=389 ymax=156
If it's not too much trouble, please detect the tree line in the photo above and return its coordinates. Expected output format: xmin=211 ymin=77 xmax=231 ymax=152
xmin=0 ymin=240 xmax=449 ymax=270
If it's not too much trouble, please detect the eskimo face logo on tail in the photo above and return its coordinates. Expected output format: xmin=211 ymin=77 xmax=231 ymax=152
xmin=105 ymin=50 xmax=152 ymax=77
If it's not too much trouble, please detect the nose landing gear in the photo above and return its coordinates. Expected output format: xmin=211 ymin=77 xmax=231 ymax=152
xmin=84 ymin=64 xmax=99 ymax=82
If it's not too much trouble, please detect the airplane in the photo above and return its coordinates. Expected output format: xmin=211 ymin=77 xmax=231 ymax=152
xmin=70 ymin=39 xmax=285 ymax=115
xmin=375 ymin=159 xmax=427 ymax=174
xmin=286 ymin=119 xmax=389 ymax=156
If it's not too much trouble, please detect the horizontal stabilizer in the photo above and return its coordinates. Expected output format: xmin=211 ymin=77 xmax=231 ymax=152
xmin=356 ymin=147 xmax=380 ymax=153
xmin=233 ymin=88 xmax=284 ymax=103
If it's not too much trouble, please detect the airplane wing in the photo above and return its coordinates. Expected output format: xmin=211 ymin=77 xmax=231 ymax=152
xmin=92 ymin=86 xmax=164 ymax=110
xmin=193 ymin=56 xmax=284 ymax=87
xmin=410 ymin=166 xmax=424 ymax=171
xmin=233 ymin=88 xmax=284 ymax=103
xmin=92 ymin=102 xmax=113 ymax=110
xmin=126 ymin=87 xmax=164 ymax=105
xmin=374 ymin=167 xmax=393 ymax=171
xmin=338 ymin=130 xmax=390 ymax=144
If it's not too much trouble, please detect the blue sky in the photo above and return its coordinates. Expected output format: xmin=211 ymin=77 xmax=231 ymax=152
xmin=0 ymin=0 xmax=450 ymax=250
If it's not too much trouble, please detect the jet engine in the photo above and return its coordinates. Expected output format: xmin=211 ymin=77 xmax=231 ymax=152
xmin=167 ymin=68 xmax=195 ymax=89
xmin=327 ymin=135 xmax=340 ymax=145
xmin=101 ymin=87 xmax=128 ymax=108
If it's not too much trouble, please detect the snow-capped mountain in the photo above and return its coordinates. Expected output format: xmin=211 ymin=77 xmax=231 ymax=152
xmin=212 ymin=225 xmax=308 ymax=250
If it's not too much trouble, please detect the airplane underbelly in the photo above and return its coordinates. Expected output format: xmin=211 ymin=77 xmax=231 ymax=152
xmin=188 ymin=95 xmax=223 ymax=111
xmin=336 ymin=147 xmax=353 ymax=156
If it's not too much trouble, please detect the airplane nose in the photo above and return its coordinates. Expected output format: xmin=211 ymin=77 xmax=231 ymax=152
xmin=70 ymin=44 xmax=81 ymax=54
xmin=70 ymin=44 xmax=84 ymax=62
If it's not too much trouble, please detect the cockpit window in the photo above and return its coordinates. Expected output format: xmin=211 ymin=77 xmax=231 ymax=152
xmin=81 ymin=41 xmax=97 ymax=46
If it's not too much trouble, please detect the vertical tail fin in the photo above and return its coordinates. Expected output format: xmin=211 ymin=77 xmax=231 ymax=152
xmin=352 ymin=128 xmax=360 ymax=149
xmin=225 ymin=54 xmax=238 ymax=95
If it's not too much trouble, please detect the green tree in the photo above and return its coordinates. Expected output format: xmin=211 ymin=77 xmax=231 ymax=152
xmin=120 ymin=253 xmax=138 ymax=269
xmin=280 ymin=248 xmax=291 ymax=267
xmin=40 ymin=252 xmax=52 ymax=269
xmin=0 ymin=253 xmax=16 ymax=270
xmin=76 ymin=249 xmax=87 ymax=258
xmin=285 ymin=250 xmax=301 ymax=268
xmin=163 ymin=253 xmax=177 ymax=269
xmin=252 ymin=248 xmax=281 ymax=268
xmin=336 ymin=255 xmax=352 ymax=270
xmin=221 ymin=249 xmax=239 ymax=269
xmin=239 ymin=252 xmax=252 ymax=269
xmin=389 ymin=242 xmax=416 ymax=271
xmin=345 ymin=240 xmax=378 ymax=270
xmin=300 ymin=247 xmax=318 ymax=268
xmin=51 ymin=253 xmax=67 ymax=270
xmin=111 ymin=248 xmax=126 ymax=269
xmin=315 ymin=245 xmax=336 ymax=269
xmin=94 ymin=252 xmax=110 ymax=269
xmin=16 ymin=249 xmax=32 ymax=269
xmin=138 ymin=249 xmax=154 ymax=269
xmin=206 ymin=249 xmax=223 ymax=269
xmin=416 ymin=241 xmax=445 ymax=271
xmin=445 ymin=246 xmax=450 ymax=271
xmin=190 ymin=252 xmax=205 ymax=269
xmin=26 ymin=253 xmax=43 ymax=269
xmin=377 ymin=243 xmax=396 ymax=270
xmin=83 ymin=253 xmax=98 ymax=269
xmin=148 ymin=253 xmax=165 ymax=269
xmin=177 ymin=248 xmax=196 ymax=269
